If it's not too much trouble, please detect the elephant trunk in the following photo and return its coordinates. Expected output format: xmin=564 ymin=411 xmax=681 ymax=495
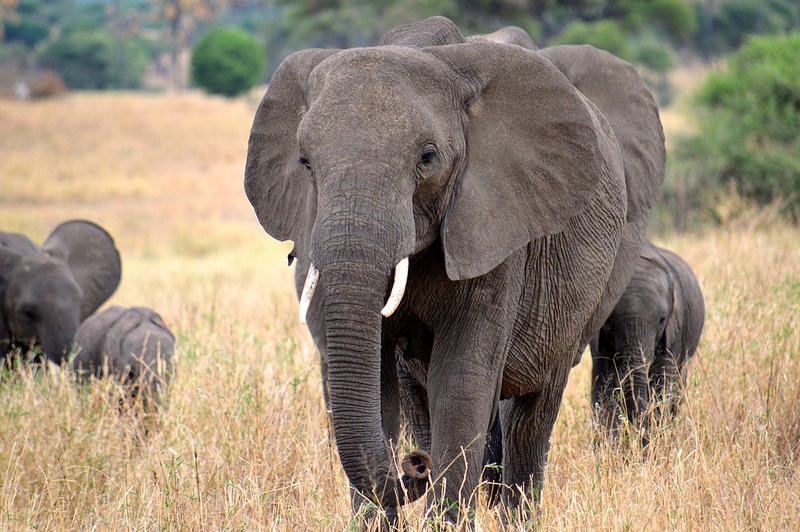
xmin=322 ymin=264 xmax=405 ymax=507
xmin=311 ymin=187 xmax=416 ymax=510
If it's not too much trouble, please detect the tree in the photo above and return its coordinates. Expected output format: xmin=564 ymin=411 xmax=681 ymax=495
xmin=0 ymin=0 xmax=18 ymax=42
xmin=151 ymin=0 xmax=227 ymax=89
xmin=675 ymin=33 xmax=800 ymax=218
xmin=190 ymin=26 xmax=263 ymax=96
xmin=40 ymin=28 xmax=150 ymax=90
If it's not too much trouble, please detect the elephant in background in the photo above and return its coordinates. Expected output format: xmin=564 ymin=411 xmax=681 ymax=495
xmin=591 ymin=242 xmax=705 ymax=444
xmin=0 ymin=220 xmax=121 ymax=365
xmin=73 ymin=305 xmax=175 ymax=405
xmin=466 ymin=25 xmax=538 ymax=49
xmin=245 ymin=15 xmax=664 ymax=522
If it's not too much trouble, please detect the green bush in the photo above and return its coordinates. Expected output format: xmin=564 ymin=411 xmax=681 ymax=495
xmin=190 ymin=27 xmax=264 ymax=97
xmin=551 ymin=20 xmax=633 ymax=61
xmin=674 ymin=33 xmax=800 ymax=219
xmin=40 ymin=30 xmax=149 ymax=90
xmin=3 ymin=17 xmax=50 ymax=47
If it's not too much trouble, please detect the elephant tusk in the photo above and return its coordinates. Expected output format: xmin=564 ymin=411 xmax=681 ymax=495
xmin=299 ymin=263 xmax=319 ymax=324
xmin=381 ymin=257 xmax=409 ymax=318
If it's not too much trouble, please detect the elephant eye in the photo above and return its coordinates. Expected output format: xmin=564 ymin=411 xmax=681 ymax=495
xmin=418 ymin=146 xmax=437 ymax=167
xmin=298 ymin=153 xmax=312 ymax=171
xmin=19 ymin=305 xmax=38 ymax=322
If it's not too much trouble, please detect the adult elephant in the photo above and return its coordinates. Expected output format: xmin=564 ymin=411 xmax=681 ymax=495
xmin=245 ymin=16 xmax=664 ymax=521
xmin=591 ymin=242 xmax=705 ymax=444
xmin=0 ymin=220 xmax=121 ymax=364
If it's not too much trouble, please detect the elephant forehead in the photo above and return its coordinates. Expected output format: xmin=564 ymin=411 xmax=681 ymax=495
xmin=11 ymin=256 xmax=81 ymax=299
xmin=312 ymin=47 xmax=452 ymax=93
xmin=299 ymin=52 xmax=459 ymax=156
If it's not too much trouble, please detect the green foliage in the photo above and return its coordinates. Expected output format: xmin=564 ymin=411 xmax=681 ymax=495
xmin=551 ymin=19 xmax=633 ymax=60
xmin=3 ymin=17 xmax=50 ymax=47
xmin=675 ymin=33 xmax=800 ymax=218
xmin=630 ymin=0 xmax=697 ymax=43
xmin=40 ymin=29 xmax=150 ymax=90
xmin=694 ymin=0 xmax=800 ymax=56
xmin=633 ymin=38 xmax=675 ymax=72
xmin=190 ymin=27 xmax=264 ymax=97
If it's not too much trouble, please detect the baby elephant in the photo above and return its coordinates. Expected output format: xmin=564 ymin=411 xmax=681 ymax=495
xmin=590 ymin=242 xmax=704 ymax=443
xmin=73 ymin=306 xmax=175 ymax=405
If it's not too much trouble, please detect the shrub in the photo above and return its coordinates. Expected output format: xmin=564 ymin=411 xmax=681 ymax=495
xmin=40 ymin=30 xmax=149 ymax=90
xmin=3 ymin=17 xmax=50 ymax=47
xmin=28 ymin=70 xmax=67 ymax=99
xmin=190 ymin=27 xmax=264 ymax=97
xmin=550 ymin=20 xmax=633 ymax=61
xmin=673 ymin=33 xmax=800 ymax=219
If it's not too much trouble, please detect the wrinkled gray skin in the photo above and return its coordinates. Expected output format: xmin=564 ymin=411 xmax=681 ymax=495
xmin=245 ymin=16 xmax=664 ymax=522
xmin=73 ymin=305 xmax=174 ymax=404
xmin=591 ymin=242 xmax=704 ymax=444
xmin=466 ymin=25 xmax=538 ymax=50
xmin=0 ymin=220 xmax=121 ymax=364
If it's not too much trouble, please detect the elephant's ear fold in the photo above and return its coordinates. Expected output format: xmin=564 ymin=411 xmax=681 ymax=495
xmin=43 ymin=220 xmax=121 ymax=319
xmin=429 ymin=42 xmax=623 ymax=280
xmin=244 ymin=49 xmax=340 ymax=252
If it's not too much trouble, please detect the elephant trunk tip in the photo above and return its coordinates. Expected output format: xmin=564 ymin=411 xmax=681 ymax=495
xmin=400 ymin=449 xmax=431 ymax=503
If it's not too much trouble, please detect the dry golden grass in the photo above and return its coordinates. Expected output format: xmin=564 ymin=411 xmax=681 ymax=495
xmin=1 ymin=91 xmax=798 ymax=530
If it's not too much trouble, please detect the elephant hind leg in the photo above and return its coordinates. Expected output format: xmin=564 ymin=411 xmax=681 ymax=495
xmin=500 ymin=364 xmax=571 ymax=510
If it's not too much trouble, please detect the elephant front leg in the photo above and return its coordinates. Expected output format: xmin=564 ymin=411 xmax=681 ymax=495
xmin=423 ymin=308 xmax=513 ymax=523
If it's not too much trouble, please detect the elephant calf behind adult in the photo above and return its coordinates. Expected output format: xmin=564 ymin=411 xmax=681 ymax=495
xmin=0 ymin=220 xmax=121 ymax=364
xmin=73 ymin=305 xmax=175 ymax=404
xmin=591 ymin=242 xmax=705 ymax=443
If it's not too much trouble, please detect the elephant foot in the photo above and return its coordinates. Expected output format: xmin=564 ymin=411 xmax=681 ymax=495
xmin=400 ymin=449 xmax=431 ymax=502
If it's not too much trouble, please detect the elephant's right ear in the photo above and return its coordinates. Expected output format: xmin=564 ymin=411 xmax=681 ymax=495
xmin=244 ymin=49 xmax=340 ymax=253
xmin=42 ymin=220 xmax=121 ymax=319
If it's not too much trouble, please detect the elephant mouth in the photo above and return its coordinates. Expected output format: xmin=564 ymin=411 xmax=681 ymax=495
xmin=298 ymin=257 xmax=409 ymax=323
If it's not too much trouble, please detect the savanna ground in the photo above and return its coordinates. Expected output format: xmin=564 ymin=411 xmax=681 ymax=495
xmin=0 ymin=79 xmax=798 ymax=530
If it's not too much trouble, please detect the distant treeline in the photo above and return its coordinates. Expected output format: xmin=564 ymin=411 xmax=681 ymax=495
xmin=1 ymin=0 xmax=799 ymax=91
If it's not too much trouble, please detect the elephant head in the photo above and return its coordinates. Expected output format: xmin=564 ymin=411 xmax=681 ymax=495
xmin=245 ymin=22 xmax=636 ymax=509
xmin=591 ymin=242 xmax=705 ymax=441
xmin=0 ymin=220 xmax=121 ymax=363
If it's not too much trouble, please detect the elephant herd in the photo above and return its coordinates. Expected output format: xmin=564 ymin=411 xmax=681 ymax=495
xmin=0 ymin=220 xmax=174 ymax=405
xmin=245 ymin=15 xmax=705 ymax=523
xmin=3 ymin=14 xmax=707 ymax=526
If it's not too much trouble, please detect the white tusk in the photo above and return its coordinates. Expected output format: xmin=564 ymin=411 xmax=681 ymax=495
xmin=298 ymin=263 xmax=319 ymax=324
xmin=381 ymin=257 xmax=409 ymax=318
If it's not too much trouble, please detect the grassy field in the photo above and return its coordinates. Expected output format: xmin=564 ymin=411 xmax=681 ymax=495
xmin=0 ymin=90 xmax=798 ymax=530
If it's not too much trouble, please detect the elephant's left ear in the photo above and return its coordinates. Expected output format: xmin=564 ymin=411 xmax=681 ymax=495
xmin=43 ymin=220 xmax=121 ymax=319
xmin=427 ymin=41 xmax=623 ymax=280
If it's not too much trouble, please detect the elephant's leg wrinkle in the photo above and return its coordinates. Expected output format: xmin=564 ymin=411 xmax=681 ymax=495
xmin=500 ymin=363 xmax=570 ymax=508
